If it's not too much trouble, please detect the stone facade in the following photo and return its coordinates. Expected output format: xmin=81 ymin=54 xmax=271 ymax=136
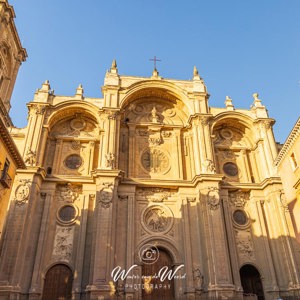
xmin=276 ymin=118 xmax=300 ymax=243
xmin=0 ymin=0 xmax=26 ymax=240
xmin=0 ymin=62 xmax=299 ymax=300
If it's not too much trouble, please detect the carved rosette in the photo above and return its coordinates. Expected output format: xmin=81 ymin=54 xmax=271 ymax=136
xmin=52 ymin=226 xmax=74 ymax=261
xmin=14 ymin=179 xmax=31 ymax=206
xmin=142 ymin=204 xmax=173 ymax=233
xmin=57 ymin=183 xmax=82 ymax=203
xmin=207 ymin=187 xmax=220 ymax=210
xmin=98 ymin=182 xmax=114 ymax=208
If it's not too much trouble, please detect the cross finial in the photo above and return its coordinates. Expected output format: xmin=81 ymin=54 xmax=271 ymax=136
xmin=149 ymin=56 xmax=161 ymax=70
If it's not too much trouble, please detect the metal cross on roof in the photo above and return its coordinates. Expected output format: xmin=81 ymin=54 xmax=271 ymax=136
xmin=149 ymin=56 xmax=161 ymax=70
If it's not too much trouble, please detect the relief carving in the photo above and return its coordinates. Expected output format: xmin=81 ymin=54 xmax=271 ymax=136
xmin=207 ymin=187 xmax=220 ymax=210
xmin=229 ymin=190 xmax=250 ymax=208
xmin=52 ymin=226 xmax=74 ymax=261
xmin=57 ymin=183 xmax=82 ymax=203
xmin=137 ymin=187 xmax=172 ymax=202
xmin=193 ymin=267 xmax=204 ymax=291
xmin=14 ymin=179 xmax=31 ymax=206
xmin=202 ymin=159 xmax=216 ymax=173
xmin=143 ymin=205 xmax=172 ymax=233
xmin=141 ymin=148 xmax=170 ymax=174
xmin=105 ymin=152 xmax=115 ymax=169
xmin=235 ymin=230 xmax=254 ymax=260
xmin=98 ymin=182 xmax=114 ymax=208
xmin=24 ymin=148 xmax=37 ymax=167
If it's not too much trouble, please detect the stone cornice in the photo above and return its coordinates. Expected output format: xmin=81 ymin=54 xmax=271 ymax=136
xmin=0 ymin=116 xmax=25 ymax=168
xmin=275 ymin=117 xmax=300 ymax=166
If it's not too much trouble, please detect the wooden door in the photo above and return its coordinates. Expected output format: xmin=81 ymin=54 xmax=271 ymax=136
xmin=142 ymin=248 xmax=174 ymax=299
xmin=42 ymin=264 xmax=73 ymax=300
xmin=240 ymin=265 xmax=265 ymax=300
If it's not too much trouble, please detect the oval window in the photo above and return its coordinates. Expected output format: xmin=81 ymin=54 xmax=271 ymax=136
xmin=233 ymin=209 xmax=248 ymax=226
xmin=58 ymin=205 xmax=77 ymax=223
xmin=64 ymin=154 xmax=82 ymax=170
xmin=223 ymin=162 xmax=238 ymax=177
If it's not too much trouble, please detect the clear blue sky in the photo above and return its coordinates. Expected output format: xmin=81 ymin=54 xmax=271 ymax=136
xmin=9 ymin=0 xmax=300 ymax=143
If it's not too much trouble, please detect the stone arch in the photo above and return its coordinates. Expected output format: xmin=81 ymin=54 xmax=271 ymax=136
xmin=120 ymin=80 xmax=193 ymax=116
xmin=46 ymin=101 xmax=101 ymax=129
xmin=239 ymin=264 xmax=265 ymax=300
xmin=136 ymin=237 xmax=182 ymax=265
xmin=41 ymin=263 xmax=73 ymax=300
xmin=212 ymin=112 xmax=257 ymax=183
xmin=42 ymin=260 xmax=74 ymax=279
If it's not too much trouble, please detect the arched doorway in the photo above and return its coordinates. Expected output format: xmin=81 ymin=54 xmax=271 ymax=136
xmin=142 ymin=248 xmax=175 ymax=299
xmin=42 ymin=264 xmax=73 ymax=300
xmin=240 ymin=264 xmax=264 ymax=300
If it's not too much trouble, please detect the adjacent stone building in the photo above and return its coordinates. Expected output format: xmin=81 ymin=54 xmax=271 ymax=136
xmin=276 ymin=118 xmax=300 ymax=243
xmin=0 ymin=61 xmax=299 ymax=300
xmin=0 ymin=0 xmax=26 ymax=239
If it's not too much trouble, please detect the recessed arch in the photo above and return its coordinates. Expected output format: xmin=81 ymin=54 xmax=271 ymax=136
xmin=240 ymin=264 xmax=265 ymax=300
xmin=120 ymin=80 xmax=193 ymax=114
xmin=46 ymin=101 xmax=100 ymax=129
xmin=41 ymin=263 xmax=73 ymax=300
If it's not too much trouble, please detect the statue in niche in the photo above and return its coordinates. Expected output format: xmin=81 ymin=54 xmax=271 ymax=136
xmin=151 ymin=106 xmax=159 ymax=123
xmin=202 ymin=159 xmax=216 ymax=173
xmin=105 ymin=153 xmax=115 ymax=169
xmin=24 ymin=148 xmax=37 ymax=167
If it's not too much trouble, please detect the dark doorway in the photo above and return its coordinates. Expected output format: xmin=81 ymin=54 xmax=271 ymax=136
xmin=142 ymin=248 xmax=175 ymax=299
xmin=240 ymin=264 xmax=265 ymax=300
xmin=42 ymin=264 xmax=73 ymax=300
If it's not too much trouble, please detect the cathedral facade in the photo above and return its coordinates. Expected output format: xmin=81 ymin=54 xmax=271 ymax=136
xmin=0 ymin=62 xmax=300 ymax=300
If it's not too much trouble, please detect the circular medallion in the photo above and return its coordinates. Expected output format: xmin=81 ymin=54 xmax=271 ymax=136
xmin=233 ymin=209 xmax=248 ymax=226
xmin=220 ymin=129 xmax=233 ymax=139
xmin=70 ymin=118 xmax=86 ymax=131
xmin=15 ymin=185 xmax=30 ymax=201
xmin=223 ymin=162 xmax=239 ymax=177
xmin=64 ymin=154 xmax=82 ymax=170
xmin=141 ymin=149 xmax=170 ymax=174
xmin=142 ymin=205 xmax=173 ymax=233
xmin=57 ymin=205 xmax=77 ymax=223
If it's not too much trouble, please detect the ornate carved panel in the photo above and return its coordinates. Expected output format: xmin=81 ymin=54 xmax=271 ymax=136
xmin=52 ymin=226 xmax=74 ymax=261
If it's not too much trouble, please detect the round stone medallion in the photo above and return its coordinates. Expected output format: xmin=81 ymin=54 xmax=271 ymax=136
xmin=70 ymin=118 xmax=86 ymax=131
xmin=141 ymin=149 xmax=170 ymax=174
xmin=142 ymin=205 xmax=173 ymax=233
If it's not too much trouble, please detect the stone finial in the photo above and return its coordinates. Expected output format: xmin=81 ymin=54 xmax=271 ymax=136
xmin=225 ymin=96 xmax=234 ymax=110
xmin=152 ymin=68 xmax=159 ymax=77
xmin=111 ymin=59 xmax=117 ymax=69
xmin=252 ymin=92 xmax=263 ymax=107
xmin=75 ymin=84 xmax=84 ymax=99
xmin=110 ymin=59 xmax=118 ymax=74
xmin=40 ymin=80 xmax=50 ymax=92
xmin=193 ymin=66 xmax=201 ymax=80
xmin=193 ymin=66 xmax=199 ymax=76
